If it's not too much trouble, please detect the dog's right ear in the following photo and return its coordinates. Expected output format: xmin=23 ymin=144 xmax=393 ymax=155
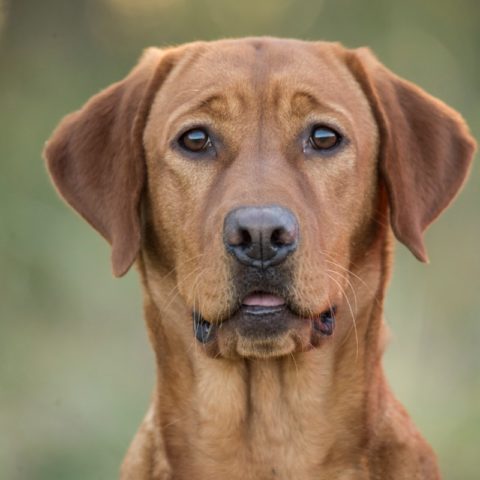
xmin=44 ymin=48 xmax=178 ymax=277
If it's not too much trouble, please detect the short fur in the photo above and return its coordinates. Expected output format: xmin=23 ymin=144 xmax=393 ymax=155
xmin=44 ymin=38 xmax=476 ymax=480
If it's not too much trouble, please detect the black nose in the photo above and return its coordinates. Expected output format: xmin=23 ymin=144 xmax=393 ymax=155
xmin=223 ymin=205 xmax=299 ymax=268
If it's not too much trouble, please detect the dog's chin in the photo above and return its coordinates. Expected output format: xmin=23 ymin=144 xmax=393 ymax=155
xmin=193 ymin=296 xmax=336 ymax=360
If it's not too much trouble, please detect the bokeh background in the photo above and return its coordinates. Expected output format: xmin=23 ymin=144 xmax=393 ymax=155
xmin=0 ymin=0 xmax=478 ymax=478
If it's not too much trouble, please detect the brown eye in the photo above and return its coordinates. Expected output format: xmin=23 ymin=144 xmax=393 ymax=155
xmin=179 ymin=128 xmax=211 ymax=152
xmin=309 ymin=126 xmax=341 ymax=150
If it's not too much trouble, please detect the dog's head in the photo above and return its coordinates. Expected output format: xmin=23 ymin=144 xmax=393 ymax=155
xmin=44 ymin=38 xmax=475 ymax=360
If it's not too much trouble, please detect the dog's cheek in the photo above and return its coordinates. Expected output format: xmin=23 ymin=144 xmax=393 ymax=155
xmin=142 ymin=168 xmax=186 ymax=271
xmin=180 ymin=209 xmax=236 ymax=321
xmin=291 ymin=150 xmax=370 ymax=311
xmin=293 ymin=231 xmax=351 ymax=315
xmin=149 ymin=159 xmax=231 ymax=319
xmin=174 ymin=225 xmax=231 ymax=319
xmin=189 ymin=252 xmax=233 ymax=321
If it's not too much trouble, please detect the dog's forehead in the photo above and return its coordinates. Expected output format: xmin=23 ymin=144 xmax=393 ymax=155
xmin=158 ymin=38 xmax=369 ymax=118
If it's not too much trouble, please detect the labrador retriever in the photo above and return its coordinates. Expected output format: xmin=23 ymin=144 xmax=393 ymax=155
xmin=44 ymin=38 xmax=476 ymax=479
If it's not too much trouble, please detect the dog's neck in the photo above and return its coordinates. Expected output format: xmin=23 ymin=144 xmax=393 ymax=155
xmin=133 ymin=234 xmax=393 ymax=479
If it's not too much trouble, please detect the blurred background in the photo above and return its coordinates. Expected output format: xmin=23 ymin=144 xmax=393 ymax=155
xmin=0 ymin=0 xmax=478 ymax=478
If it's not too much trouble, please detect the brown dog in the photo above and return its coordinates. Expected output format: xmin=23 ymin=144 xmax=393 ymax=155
xmin=44 ymin=38 xmax=475 ymax=479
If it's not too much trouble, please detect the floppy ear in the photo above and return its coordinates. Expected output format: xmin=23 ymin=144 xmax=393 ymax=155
xmin=345 ymin=48 xmax=476 ymax=262
xmin=44 ymin=48 xmax=177 ymax=277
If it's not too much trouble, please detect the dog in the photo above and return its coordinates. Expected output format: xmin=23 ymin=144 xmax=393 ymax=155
xmin=44 ymin=38 xmax=475 ymax=479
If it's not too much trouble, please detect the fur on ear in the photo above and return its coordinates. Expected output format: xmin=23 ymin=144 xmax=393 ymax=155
xmin=44 ymin=48 xmax=178 ymax=277
xmin=345 ymin=48 xmax=476 ymax=262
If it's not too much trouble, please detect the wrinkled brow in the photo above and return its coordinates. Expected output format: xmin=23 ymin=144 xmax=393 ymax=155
xmin=177 ymin=88 xmax=252 ymax=120
xmin=185 ymin=94 xmax=234 ymax=121
xmin=290 ymin=91 xmax=325 ymax=118
xmin=287 ymin=90 xmax=355 ymax=133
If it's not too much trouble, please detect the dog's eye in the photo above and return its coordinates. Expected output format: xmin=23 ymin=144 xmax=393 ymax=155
xmin=179 ymin=128 xmax=212 ymax=152
xmin=309 ymin=126 xmax=341 ymax=150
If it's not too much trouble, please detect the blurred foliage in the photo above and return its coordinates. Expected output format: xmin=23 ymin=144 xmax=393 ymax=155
xmin=0 ymin=0 xmax=478 ymax=479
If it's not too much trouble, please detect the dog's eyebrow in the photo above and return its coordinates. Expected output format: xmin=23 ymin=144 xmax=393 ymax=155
xmin=186 ymin=94 xmax=232 ymax=120
xmin=290 ymin=91 xmax=329 ymax=118
xmin=288 ymin=90 xmax=354 ymax=136
xmin=165 ymin=91 xmax=246 ymax=136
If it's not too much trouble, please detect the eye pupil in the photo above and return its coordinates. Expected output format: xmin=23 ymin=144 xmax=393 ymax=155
xmin=310 ymin=126 xmax=340 ymax=150
xmin=180 ymin=129 xmax=210 ymax=152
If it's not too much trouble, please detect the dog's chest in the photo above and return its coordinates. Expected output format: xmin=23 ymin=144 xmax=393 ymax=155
xmin=181 ymin=358 xmax=366 ymax=480
xmin=190 ymin=405 xmax=321 ymax=480
xmin=187 ymin=410 xmax=366 ymax=480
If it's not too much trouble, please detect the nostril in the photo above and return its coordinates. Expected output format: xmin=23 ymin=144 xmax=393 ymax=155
xmin=271 ymin=228 xmax=285 ymax=247
xmin=239 ymin=228 xmax=252 ymax=247
xmin=226 ymin=226 xmax=252 ymax=247
xmin=271 ymin=226 xmax=296 ymax=247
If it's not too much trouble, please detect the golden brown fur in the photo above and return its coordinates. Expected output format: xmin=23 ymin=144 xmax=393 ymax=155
xmin=44 ymin=38 xmax=476 ymax=479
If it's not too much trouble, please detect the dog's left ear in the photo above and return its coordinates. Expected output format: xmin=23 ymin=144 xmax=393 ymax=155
xmin=345 ymin=48 xmax=476 ymax=262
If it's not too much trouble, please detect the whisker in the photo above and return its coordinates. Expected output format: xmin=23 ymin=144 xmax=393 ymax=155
xmin=160 ymin=252 xmax=207 ymax=283
xmin=325 ymin=272 xmax=359 ymax=362
xmin=163 ymin=264 xmax=205 ymax=314
xmin=186 ymin=267 xmax=208 ymax=356
xmin=323 ymin=257 xmax=369 ymax=291
xmin=326 ymin=268 xmax=358 ymax=314
xmin=289 ymin=352 xmax=299 ymax=382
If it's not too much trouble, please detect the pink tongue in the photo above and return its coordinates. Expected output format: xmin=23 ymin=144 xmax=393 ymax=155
xmin=242 ymin=292 xmax=285 ymax=307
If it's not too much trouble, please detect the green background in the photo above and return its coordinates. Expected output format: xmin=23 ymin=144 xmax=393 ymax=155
xmin=1 ymin=0 xmax=478 ymax=478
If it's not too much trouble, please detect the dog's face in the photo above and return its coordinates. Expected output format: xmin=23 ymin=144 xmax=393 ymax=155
xmin=44 ymin=38 xmax=475 ymax=360
xmin=143 ymin=40 xmax=379 ymax=358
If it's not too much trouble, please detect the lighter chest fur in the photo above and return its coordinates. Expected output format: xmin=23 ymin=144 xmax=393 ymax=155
xmin=158 ymin=350 xmax=368 ymax=480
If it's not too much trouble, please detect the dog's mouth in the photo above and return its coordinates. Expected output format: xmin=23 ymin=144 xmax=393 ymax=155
xmin=193 ymin=290 xmax=336 ymax=357
xmin=241 ymin=291 xmax=286 ymax=313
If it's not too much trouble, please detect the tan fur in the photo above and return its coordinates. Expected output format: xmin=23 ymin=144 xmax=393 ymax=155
xmin=44 ymin=38 xmax=476 ymax=479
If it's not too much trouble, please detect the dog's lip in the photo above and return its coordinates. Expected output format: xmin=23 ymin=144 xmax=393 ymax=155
xmin=193 ymin=303 xmax=337 ymax=347
xmin=193 ymin=286 xmax=337 ymax=326
xmin=242 ymin=291 xmax=286 ymax=308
